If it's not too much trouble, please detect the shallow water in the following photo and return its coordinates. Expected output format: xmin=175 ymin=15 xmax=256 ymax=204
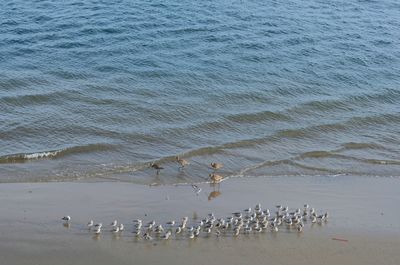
xmin=1 ymin=0 xmax=400 ymax=183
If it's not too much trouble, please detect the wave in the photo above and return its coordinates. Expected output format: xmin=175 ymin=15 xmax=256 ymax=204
xmin=224 ymin=110 xmax=292 ymax=123
xmin=286 ymin=89 xmax=400 ymax=116
xmin=0 ymin=143 xmax=115 ymax=164
xmin=339 ymin=142 xmax=386 ymax=151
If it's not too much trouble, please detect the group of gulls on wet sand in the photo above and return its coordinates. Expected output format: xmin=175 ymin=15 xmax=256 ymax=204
xmin=151 ymin=157 xmax=224 ymax=184
xmin=62 ymin=203 xmax=329 ymax=241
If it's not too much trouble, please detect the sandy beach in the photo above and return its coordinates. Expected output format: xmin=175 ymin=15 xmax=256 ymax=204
xmin=0 ymin=175 xmax=399 ymax=265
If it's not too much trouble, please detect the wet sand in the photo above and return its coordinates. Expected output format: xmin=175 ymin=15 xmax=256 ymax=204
xmin=0 ymin=175 xmax=399 ymax=265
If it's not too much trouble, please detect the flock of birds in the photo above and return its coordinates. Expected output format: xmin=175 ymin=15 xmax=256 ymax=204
xmin=62 ymin=203 xmax=329 ymax=241
xmin=61 ymin=158 xmax=329 ymax=241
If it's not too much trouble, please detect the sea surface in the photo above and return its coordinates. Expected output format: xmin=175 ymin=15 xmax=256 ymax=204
xmin=1 ymin=0 xmax=399 ymax=184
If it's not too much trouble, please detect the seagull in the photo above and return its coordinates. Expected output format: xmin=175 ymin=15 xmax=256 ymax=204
xmin=166 ymin=220 xmax=175 ymax=227
xmin=62 ymin=216 xmax=71 ymax=222
xmin=94 ymin=223 xmax=102 ymax=229
xmin=311 ymin=216 xmax=317 ymax=223
xmin=87 ymin=220 xmax=94 ymax=229
xmin=150 ymin=162 xmax=163 ymax=174
xmin=155 ymin=224 xmax=164 ymax=233
xmin=254 ymin=227 xmax=263 ymax=233
xmin=324 ymin=212 xmax=329 ymax=220
xmin=143 ymin=233 xmax=153 ymax=240
xmin=244 ymin=227 xmax=252 ymax=234
xmin=110 ymin=220 xmax=117 ymax=227
xmin=176 ymin=156 xmax=190 ymax=169
xmin=209 ymin=173 xmax=223 ymax=184
xmin=210 ymin=162 xmax=223 ymax=171
xmin=162 ymin=231 xmax=172 ymax=240
xmin=232 ymin=212 xmax=242 ymax=218
xmin=112 ymin=226 xmax=120 ymax=233
xmin=94 ymin=227 xmax=101 ymax=234
xmin=119 ymin=224 xmax=124 ymax=231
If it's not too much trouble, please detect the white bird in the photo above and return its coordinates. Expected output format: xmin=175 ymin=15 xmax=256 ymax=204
xmin=244 ymin=227 xmax=252 ymax=233
xmin=62 ymin=216 xmax=71 ymax=222
xmin=110 ymin=220 xmax=117 ymax=227
xmin=112 ymin=226 xmax=119 ymax=233
xmin=311 ymin=216 xmax=317 ymax=223
xmin=94 ymin=223 xmax=102 ymax=229
xmin=254 ymin=227 xmax=263 ymax=233
xmin=87 ymin=220 xmax=93 ymax=228
xmin=166 ymin=220 xmax=175 ymax=227
xmin=119 ymin=223 xmax=124 ymax=231
xmin=94 ymin=227 xmax=101 ymax=234
xmin=143 ymin=233 xmax=153 ymax=240
xmin=162 ymin=231 xmax=172 ymax=240
xmin=155 ymin=224 xmax=164 ymax=233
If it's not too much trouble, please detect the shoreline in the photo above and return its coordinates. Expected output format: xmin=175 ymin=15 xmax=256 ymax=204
xmin=0 ymin=175 xmax=399 ymax=265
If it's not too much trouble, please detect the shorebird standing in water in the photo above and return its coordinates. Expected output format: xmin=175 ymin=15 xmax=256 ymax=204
xmin=210 ymin=162 xmax=223 ymax=171
xmin=150 ymin=162 xmax=164 ymax=174
xmin=176 ymin=156 xmax=189 ymax=169
xmin=209 ymin=173 xmax=223 ymax=184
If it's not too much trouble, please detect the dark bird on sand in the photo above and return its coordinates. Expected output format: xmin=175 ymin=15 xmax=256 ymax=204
xmin=150 ymin=162 xmax=163 ymax=174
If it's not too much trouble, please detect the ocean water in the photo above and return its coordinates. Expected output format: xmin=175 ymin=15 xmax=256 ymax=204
xmin=1 ymin=0 xmax=399 ymax=184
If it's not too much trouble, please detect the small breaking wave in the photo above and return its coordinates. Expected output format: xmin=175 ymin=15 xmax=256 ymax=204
xmin=0 ymin=143 xmax=115 ymax=164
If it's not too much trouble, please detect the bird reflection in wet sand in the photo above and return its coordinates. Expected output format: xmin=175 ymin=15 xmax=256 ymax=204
xmin=208 ymin=182 xmax=222 ymax=201
xmin=208 ymin=190 xmax=222 ymax=201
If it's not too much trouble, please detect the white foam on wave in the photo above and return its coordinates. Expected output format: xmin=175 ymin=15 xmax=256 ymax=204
xmin=23 ymin=150 xmax=62 ymax=160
